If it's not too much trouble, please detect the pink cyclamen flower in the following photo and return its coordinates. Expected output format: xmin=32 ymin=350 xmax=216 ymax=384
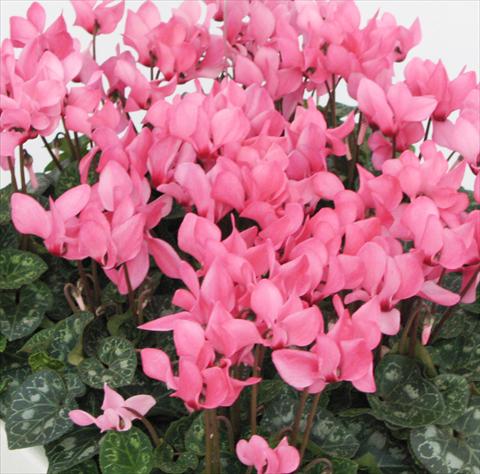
xmin=236 ymin=435 xmax=300 ymax=474
xmin=71 ymin=0 xmax=125 ymax=35
xmin=69 ymin=384 xmax=155 ymax=432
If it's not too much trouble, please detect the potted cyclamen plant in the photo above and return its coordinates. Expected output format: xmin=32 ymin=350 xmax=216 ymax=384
xmin=0 ymin=0 xmax=479 ymax=473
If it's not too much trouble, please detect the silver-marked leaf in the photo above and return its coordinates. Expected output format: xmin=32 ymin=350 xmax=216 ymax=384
xmin=5 ymin=369 xmax=77 ymax=449
xmin=78 ymin=336 xmax=137 ymax=388
xmin=69 ymin=460 xmax=99 ymax=474
xmin=0 ymin=185 xmax=12 ymax=224
xmin=63 ymin=369 xmax=87 ymax=398
xmin=155 ymin=443 xmax=198 ymax=474
xmin=49 ymin=311 xmax=94 ymax=362
xmin=433 ymin=374 xmax=470 ymax=425
xmin=45 ymin=426 xmax=101 ymax=474
xmin=410 ymin=424 xmax=479 ymax=474
xmin=308 ymin=408 xmax=360 ymax=458
xmin=452 ymin=396 xmax=480 ymax=436
xmin=0 ymin=249 xmax=47 ymax=289
xmin=348 ymin=415 xmax=415 ymax=473
xmin=19 ymin=326 xmax=56 ymax=353
xmin=0 ymin=223 xmax=18 ymax=250
xmin=431 ymin=334 xmax=480 ymax=381
xmin=367 ymin=355 xmax=444 ymax=428
xmin=0 ymin=281 xmax=53 ymax=341
xmin=0 ymin=358 xmax=30 ymax=417
xmin=28 ymin=351 xmax=65 ymax=372
xmin=99 ymin=427 xmax=153 ymax=474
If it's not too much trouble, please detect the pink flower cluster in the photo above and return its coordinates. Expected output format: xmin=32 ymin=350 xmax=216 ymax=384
xmin=4 ymin=0 xmax=479 ymax=462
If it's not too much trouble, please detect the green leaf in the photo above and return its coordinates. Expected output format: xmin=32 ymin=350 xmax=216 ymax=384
xmin=5 ymin=369 xmax=77 ymax=449
xmin=164 ymin=416 xmax=194 ymax=451
xmin=308 ymin=408 xmax=360 ymax=458
xmin=20 ymin=326 xmax=56 ymax=353
xmin=0 ymin=249 xmax=47 ymax=289
xmin=99 ymin=427 xmax=153 ymax=474
xmin=431 ymin=334 xmax=480 ymax=381
xmin=0 ymin=223 xmax=18 ymax=250
xmin=0 ymin=185 xmax=12 ymax=225
xmin=46 ymin=427 xmax=101 ymax=474
xmin=433 ymin=374 xmax=470 ymax=425
xmin=82 ymin=316 xmax=110 ymax=358
xmin=28 ymin=351 xmax=65 ymax=372
xmin=0 ymin=281 xmax=53 ymax=340
xmin=63 ymin=369 xmax=87 ymax=398
xmin=260 ymin=384 xmax=328 ymax=437
xmin=410 ymin=424 xmax=479 ymax=474
xmin=0 ymin=358 xmax=30 ymax=416
xmin=367 ymin=355 xmax=444 ymax=428
xmin=154 ymin=443 xmax=198 ymax=474
xmin=68 ymin=459 xmax=99 ymax=474
xmin=49 ymin=311 xmax=94 ymax=362
xmin=184 ymin=414 xmax=206 ymax=455
xmin=301 ymin=457 xmax=358 ymax=474
xmin=348 ymin=415 xmax=415 ymax=473
xmin=0 ymin=334 xmax=6 ymax=352
xmin=78 ymin=336 xmax=137 ymax=388
xmin=54 ymin=160 xmax=81 ymax=198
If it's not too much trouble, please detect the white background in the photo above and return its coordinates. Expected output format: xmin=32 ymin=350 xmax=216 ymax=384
xmin=0 ymin=1 xmax=479 ymax=473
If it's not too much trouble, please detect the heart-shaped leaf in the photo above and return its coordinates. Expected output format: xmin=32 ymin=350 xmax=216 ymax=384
xmin=5 ymin=369 xmax=77 ymax=449
xmin=46 ymin=426 xmax=101 ymax=474
xmin=99 ymin=427 xmax=153 ymax=474
xmin=367 ymin=355 xmax=444 ymax=428
xmin=78 ymin=336 xmax=137 ymax=388
xmin=49 ymin=311 xmax=94 ymax=362
xmin=308 ymin=408 xmax=360 ymax=458
xmin=0 ymin=249 xmax=47 ymax=289
xmin=154 ymin=443 xmax=198 ymax=474
xmin=348 ymin=414 xmax=415 ymax=473
xmin=431 ymin=334 xmax=480 ymax=381
xmin=28 ymin=351 xmax=65 ymax=372
xmin=0 ymin=281 xmax=53 ymax=341
xmin=433 ymin=374 xmax=470 ymax=425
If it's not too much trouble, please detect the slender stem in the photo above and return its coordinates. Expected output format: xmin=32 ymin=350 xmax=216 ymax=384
xmin=217 ymin=415 xmax=234 ymax=451
xmin=291 ymin=389 xmax=309 ymax=445
xmin=91 ymin=260 xmax=101 ymax=307
xmin=40 ymin=135 xmax=63 ymax=170
xmin=399 ymin=301 xmax=420 ymax=355
xmin=430 ymin=271 xmax=478 ymax=342
xmin=205 ymin=410 xmax=213 ymax=474
xmin=124 ymin=408 xmax=160 ymax=447
xmin=62 ymin=116 xmax=79 ymax=161
xmin=424 ymin=118 xmax=432 ymax=141
xmin=409 ymin=309 xmax=421 ymax=358
xmin=77 ymin=260 xmax=94 ymax=310
xmin=74 ymin=132 xmax=81 ymax=158
xmin=92 ymin=28 xmax=97 ymax=61
xmin=447 ymin=151 xmax=457 ymax=162
xmin=331 ymin=74 xmax=337 ymax=128
xmin=300 ymin=392 xmax=321 ymax=459
xmin=7 ymin=156 xmax=18 ymax=192
xmin=209 ymin=410 xmax=221 ymax=474
xmin=150 ymin=64 xmax=154 ymax=81
xmin=123 ymin=264 xmax=137 ymax=321
xmin=391 ymin=134 xmax=397 ymax=159
xmin=250 ymin=345 xmax=265 ymax=435
xmin=19 ymin=145 xmax=27 ymax=192
xmin=348 ymin=112 xmax=363 ymax=189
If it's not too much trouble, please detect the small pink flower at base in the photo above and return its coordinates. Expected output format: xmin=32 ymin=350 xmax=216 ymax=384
xmin=69 ymin=384 xmax=155 ymax=432
xmin=236 ymin=435 xmax=300 ymax=474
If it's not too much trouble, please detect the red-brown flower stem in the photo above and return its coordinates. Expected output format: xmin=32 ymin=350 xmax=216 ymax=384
xmin=123 ymin=264 xmax=137 ymax=321
xmin=217 ymin=415 xmax=234 ymax=451
xmin=430 ymin=270 xmax=479 ymax=342
xmin=124 ymin=408 xmax=160 ymax=447
xmin=19 ymin=144 xmax=27 ymax=192
xmin=348 ymin=111 xmax=363 ymax=189
xmin=40 ymin=135 xmax=63 ymax=171
xmin=299 ymin=392 xmax=321 ymax=460
xmin=74 ymin=132 xmax=82 ymax=158
xmin=250 ymin=345 xmax=265 ymax=435
xmin=391 ymin=134 xmax=397 ymax=159
xmin=92 ymin=23 xmax=98 ymax=61
xmin=62 ymin=116 xmax=79 ymax=161
xmin=291 ymin=389 xmax=308 ymax=445
xmin=399 ymin=300 xmax=421 ymax=355
xmin=418 ymin=118 xmax=432 ymax=160
xmin=7 ymin=156 xmax=18 ymax=192
xmin=205 ymin=411 xmax=212 ymax=474
xmin=91 ymin=260 xmax=101 ymax=307
xmin=77 ymin=260 xmax=94 ymax=310
xmin=331 ymin=74 xmax=337 ymax=128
